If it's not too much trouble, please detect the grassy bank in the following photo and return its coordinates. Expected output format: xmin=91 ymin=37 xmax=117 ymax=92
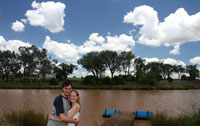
xmin=0 ymin=79 xmax=200 ymax=90
xmin=151 ymin=110 xmax=200 ymax=126
xmin=0 ymin=109 xmax=48 ymax=126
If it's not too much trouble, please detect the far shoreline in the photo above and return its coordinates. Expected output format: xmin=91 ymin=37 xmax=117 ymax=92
xmin=0 ymin=80 xmax=200 ymax=90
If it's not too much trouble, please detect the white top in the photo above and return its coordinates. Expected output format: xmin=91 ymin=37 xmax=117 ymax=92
xmin=66 ymin=109 xmax=80 ymax=126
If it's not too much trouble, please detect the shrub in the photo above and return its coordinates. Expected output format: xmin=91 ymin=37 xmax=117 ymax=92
xmin=48 ymin=78 xmax=59 ymax=85
xmin=138 ymin=71 xmax=157 ymax=85
xmin=83 ymin=75 xmax=99 ymax=85
xmin=167 ymin=77 xmax=173 ymax=83
xmin=100 ymin=76 xmax=111 ymax=85
xmin=1 ymin=109 xmax=47 ymax=126
xmin=181 ymin=75 xmax=187 ymax=80
xmin=112 ymin=75 xmax=125 ymax=85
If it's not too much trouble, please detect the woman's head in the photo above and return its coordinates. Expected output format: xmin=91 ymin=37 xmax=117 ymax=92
xmin=70 ymin=90 xmax=80 ymax=105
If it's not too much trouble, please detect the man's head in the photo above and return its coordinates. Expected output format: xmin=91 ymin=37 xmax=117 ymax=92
xmin=62 ymin=80 xmax=72 ymax=97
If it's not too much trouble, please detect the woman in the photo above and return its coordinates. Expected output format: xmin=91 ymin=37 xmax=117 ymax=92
xmin=49 ymin=90 xmax=80 ymax=126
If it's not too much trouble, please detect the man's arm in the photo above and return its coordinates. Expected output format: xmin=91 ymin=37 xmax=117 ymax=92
xmin=59 ymin=113 xmax=79 ymax=123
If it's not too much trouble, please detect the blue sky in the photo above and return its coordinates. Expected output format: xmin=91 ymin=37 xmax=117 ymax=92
xmin=0 ymin=0 xmax=200 ymax=77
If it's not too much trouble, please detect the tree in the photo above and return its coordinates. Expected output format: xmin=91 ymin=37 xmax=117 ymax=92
xmin=39 ymin=58 xmax=53 ymax=80
xmin=100 ymin=50 xmax=120 ymax=79
xmin=186 ymin=65 xmax=199 ymax=80
xmin=19 ymin=45 xmax=48 ymax=81
xmin=146 ymin=62 xmax=163 ymax=81
xmin=0 ymin=50 xmax=20 ymax=81
xmin=173 ymin=65 xmax=185 ymax=79
xmin=162 ymin=64 xmax=174 ymax=80
xmin=59 ymin=63 xmax=77 ymax=79
xmin=119 ymin=51 xmax=135 ymax=75
xmin=78 ymin=51 xmax=106 ymax=78
xmin=134 ymin=57 xmax=146 ymax=79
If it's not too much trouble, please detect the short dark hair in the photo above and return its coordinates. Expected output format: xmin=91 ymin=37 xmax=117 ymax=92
xmin=62 ymin=80 xmax=72 ymax=88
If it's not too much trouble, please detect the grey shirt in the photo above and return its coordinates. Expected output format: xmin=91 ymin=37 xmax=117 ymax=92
xmin=47 ymin=95 xmax=71 ymax=126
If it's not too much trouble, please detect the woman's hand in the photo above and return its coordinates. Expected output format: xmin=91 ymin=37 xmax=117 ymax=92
xmin=48 ymin=114 xmax=54 ymax=120
xmin=74 ymin=118 xmax=79 ymax=125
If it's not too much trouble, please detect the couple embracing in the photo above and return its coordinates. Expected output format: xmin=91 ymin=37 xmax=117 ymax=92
xmin=47 ymin=80 xmax=80 ymax=126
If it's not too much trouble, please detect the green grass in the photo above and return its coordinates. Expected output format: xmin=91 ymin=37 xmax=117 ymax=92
xmin=0 ymin=109 xmax=48 ymax=126
xmin=151 ymin=110 xmax=200 ymax=126
xmin=0 ymin=79 xmax=200 ymax=90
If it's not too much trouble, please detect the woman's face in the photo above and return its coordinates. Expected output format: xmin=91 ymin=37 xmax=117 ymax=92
xmin=70 ymin=91 xmax=78 ymax=103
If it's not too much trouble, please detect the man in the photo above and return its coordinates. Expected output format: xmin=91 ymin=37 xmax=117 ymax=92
xmin=47 ymin=80 xmax=79 ymax=126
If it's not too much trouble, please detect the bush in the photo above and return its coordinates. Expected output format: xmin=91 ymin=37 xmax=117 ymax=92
xmin=1 ymin=109 xmax=47 ymax=126
xmin=138 ymin=71 xmax=157 ymax=85
xmin=167 ymin=77 xmax=173 ymax=83
xmin=48 ymin=78 xmax=59 ymax=85
xmin=112 ymin=75 xmax=125 ymax=85
xmin=181 ymin=75 xmax=187 ymax=80
xmin=83 ymin=75 xmax=99 ymax=85
xmin=100 ymin=76 xmax=111 ymax=85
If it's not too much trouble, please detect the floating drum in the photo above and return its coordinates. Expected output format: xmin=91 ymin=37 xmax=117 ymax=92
xmin=102 ymin=109 xmax=119 ymax=117
xmin=136 ymin=111 xmax=153 ymax=120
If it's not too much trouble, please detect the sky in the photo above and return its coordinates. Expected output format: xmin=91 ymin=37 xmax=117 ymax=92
xmin=0 ymin=0 xmax=200 ymax=77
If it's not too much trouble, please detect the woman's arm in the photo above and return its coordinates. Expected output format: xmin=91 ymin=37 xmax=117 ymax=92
xmin=67 ymin=104 xmax=80 ymax=118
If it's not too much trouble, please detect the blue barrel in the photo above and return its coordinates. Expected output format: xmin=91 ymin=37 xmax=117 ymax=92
xmin=136 ymin=111 xmax=153 ymax=120
xmin=102 ymin=109 xmax=119 ymax=117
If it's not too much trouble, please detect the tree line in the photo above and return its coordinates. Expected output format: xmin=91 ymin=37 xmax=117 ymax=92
xmin=78 ymin=50 xmax=199 ymax=85
xmin=0 ymin=45 xmax=76 ymax=82
xmin=0 ymin=45 xmax=199 ymax=84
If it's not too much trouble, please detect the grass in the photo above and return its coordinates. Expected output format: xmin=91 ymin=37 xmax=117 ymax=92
xmin=151 ymin=110 xmax=200 ymax=126
xmin=0 ymin=109 xmax=48 ymax=126
xmin=0 ymin=79 xmax=200 ymax=90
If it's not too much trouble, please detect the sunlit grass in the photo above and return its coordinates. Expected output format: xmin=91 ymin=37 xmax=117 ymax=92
xmin=0 ymin=109 xmax=48 ymax=126
xmin=151 ymin=110 xmax=200 ymax=126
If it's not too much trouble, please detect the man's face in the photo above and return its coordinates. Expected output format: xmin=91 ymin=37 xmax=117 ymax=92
xmin=63 ymin=85 xmax=72 ymax=96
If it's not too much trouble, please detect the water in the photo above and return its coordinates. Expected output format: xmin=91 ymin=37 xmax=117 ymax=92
xmin=0 ymin=89 xmax=200 ymax=126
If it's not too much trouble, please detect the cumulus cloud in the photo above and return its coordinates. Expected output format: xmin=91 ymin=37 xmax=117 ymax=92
xmin=79 ymin=33 xmax=135 ymax=54
xmin=0 ymin=36 xmax=31 ymax=53
xmin=124 ymin=5 xmax=200 ymax=55
xmin=25 ymin=1 xmax=65 ymax=33
xmin=190 ymin=56 xmax=200 ymax=64
xmin=144 ymin=57 xmax=186 ymax=67
xmin=43 ymin=36 xmax=79 ymax=63
xmin=11 ymin=21 xmax=25 ymax=32
xmin=43 ymin=33 xmax=135 ymax=63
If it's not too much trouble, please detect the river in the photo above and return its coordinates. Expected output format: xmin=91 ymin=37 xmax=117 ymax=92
xmin=0 ymin=89 xmax=200 ymax=126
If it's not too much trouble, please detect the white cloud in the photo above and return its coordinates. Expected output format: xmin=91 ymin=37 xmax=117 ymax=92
xmin=43 ymin=36 xmax=79 ymax=63
xmin=25 ymin=1 xmax=65 ymax=33
xmin=103 ymin=34 xmax=135 ymax=52
xmin=144 ymin=57 xmax=186 ymax=67
xmin=0 ymin=36 xmax=31 ymax=53
xmin=190 ymin=56 xmax=200 ymax=64
xmin=124 ymin=5 xmax=200 ymax=55
xmin=169 ymin=44 xmax=180 ymax=55
xmin=43 ymin=33 xmax=135 ymax=64
xmin=11 ymin=21 xmax=25 ymax=32
xmin=79 ymin=33 xmax=135 ymax=54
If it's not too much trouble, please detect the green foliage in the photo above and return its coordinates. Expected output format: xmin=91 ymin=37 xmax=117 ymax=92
xmin=83 ymin=75 xmax=99 ymax=85
xmin=1 ymin=109 xmax=47 ymax=126
xmin=181 ymin=75 xmax=187 ymax=80
xmin=151 ymin=110 xmax=200 ymax=126
xmin=186 ymin=65 xmax=199 ymax=80
xmin=100 ymin=76 xmax=111 ymax=85
xmin=112 ymin=75 xmax=125 ymax=85
xmin=138 ymin=71 xmax=157 ymax=85
xmin=48 ymin=78 xmax=59 ymax=85
xmin=167 ymin=77 xmax=173 ymax=83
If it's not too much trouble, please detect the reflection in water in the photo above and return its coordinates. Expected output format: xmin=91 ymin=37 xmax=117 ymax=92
xmin=0 ymin=89 xmax=200 ymax=126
